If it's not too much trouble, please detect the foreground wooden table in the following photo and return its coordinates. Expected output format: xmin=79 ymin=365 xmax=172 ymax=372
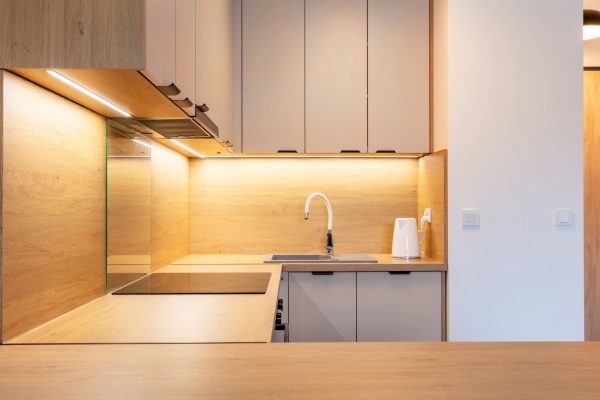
xmin=1 ymin=342 xmax=599 ymax=399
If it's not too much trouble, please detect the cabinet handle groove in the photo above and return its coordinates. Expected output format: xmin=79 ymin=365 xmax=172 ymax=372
xmin=173 ymin=97 xmax=193 ymax=108
xmin=156 ymin=83 xmax=181 ymax=97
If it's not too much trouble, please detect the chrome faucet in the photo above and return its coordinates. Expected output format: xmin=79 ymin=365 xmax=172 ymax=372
xmin=304 ymin=192 xmax=334 ymax=255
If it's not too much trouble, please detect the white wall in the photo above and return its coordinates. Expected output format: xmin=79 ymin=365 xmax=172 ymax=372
xmin=447 ymin=0 xmax=584 ymax=341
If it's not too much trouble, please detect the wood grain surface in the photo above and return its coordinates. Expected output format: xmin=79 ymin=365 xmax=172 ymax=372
xmin=1 ymin=71 xmax=105 ymax=341
xmin=189 ymin=158 xmax=419 ymax=254
xmin=107 ymin=157 xmax=151 ymax=257
xmin=417 ymin=150 xmax=447 ymax=261
xmin=171 ymin=254 xmax=447 ymax=272
xmin=151 ymin=142 xmax=190 ymax=271
xmin=585 ymin=71 xmax=600 ymax=341
xmin=11 ymin=69 xmax=186 ymax=118
xmin=0 ymin=0 xmax=145 ymax=68
xmin=9 ymin=264 xmax=281 ymax=344
xmin=0 ymin=342 xmax=599 ymax=399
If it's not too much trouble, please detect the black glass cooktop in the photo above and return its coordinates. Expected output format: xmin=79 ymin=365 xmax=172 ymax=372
xmin=112 ymin=272 xmax=271 ymax=295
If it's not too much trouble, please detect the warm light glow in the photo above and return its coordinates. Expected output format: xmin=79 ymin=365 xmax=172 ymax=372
xmin=46 ymin=70 xmax=132 ymax=117
xmin=133 ymin=139 xmax=152 ymax=149
xmin=584 ymin=25 xmax=600 ymax=41
xmin=171 ymin=139 xmax=206 ymax=158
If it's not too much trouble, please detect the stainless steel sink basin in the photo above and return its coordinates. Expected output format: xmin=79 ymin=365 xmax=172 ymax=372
xmin=264 ymin=254 xmax=377 ymax=263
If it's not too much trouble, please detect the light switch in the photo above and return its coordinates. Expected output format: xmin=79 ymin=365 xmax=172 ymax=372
xmin=555 ymin=209 xmax=573 ymax=227
xmin=462 ymin=209 xmax=480 ymax=227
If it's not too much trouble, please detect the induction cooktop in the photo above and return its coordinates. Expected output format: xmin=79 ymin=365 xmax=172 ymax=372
xmin=112 ymin=272 xmax=271 ymax=295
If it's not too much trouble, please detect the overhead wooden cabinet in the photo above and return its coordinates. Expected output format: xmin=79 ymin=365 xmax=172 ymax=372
xmin=288 ymin=272 xmax=356 ymax=342
xmin=242 ymin=0 xmax=305 ymax=153
xmin=367 ymin=0 xmax=430 ymax=153
xmin=357 ymin=272 xmax=442 ymax=341
xmin=305 ymin=0 xmax=367 ymax=153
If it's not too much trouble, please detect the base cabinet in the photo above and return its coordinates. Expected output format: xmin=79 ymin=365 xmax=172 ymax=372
xmin=357 ymin=272 xmax=442 ymax=341
xmin=288 ymin=272 xmax=356 ymax=342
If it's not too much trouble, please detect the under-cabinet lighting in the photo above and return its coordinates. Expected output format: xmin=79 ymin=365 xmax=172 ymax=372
xmin=584 ymin=10 xmax=600 ymax=41
xmin=133 ymin=139 xmax=152 ymax=149
xmin=171 ymin=139 xmax=206 ymax=158
xmin=202 ymin=154 xmax=422 ymax=159
xmin=46 ymin=70 xmax=132 ymax=117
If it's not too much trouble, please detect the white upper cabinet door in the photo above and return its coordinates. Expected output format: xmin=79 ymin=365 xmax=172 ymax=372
xmin=305 ymin=0 xmax=367 ymax=153
xmin=175 ymin=0 xmax=196 ymax=116
xmin=368 ymin=0 xmax=430 ymax=153
xmin=242 ymin=0 xmax=304 ymax=153
xmin=145 ymin=0 xmax=176 ymax=87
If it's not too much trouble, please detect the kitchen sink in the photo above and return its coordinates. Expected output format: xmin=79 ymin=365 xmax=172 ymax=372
xmin=264 ymin=254 xmax=377 ymax=263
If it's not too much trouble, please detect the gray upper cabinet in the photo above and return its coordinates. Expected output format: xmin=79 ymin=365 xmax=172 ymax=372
xmin=288 ymin=272 xmax=356 ymax=342
xmin=305 ymin=0 xmax=367 ymax=153
xmin=242 ymin=0 xmax=305 ymax=153
xmin=368 ymin=0 xmax=430 ymax=153
xmin=144 ymin=0 xmax=196 ymax=116
xmin=145 ymin=0 xmax=176 ymax=88
xmin=175 ymin=0 xmax=197 ymax=116
xmin=357 ymin=272 xmax=442 ymax=342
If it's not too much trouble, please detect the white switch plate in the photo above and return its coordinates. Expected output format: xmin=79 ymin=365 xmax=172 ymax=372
xmin=555 ymin=208 xmax=573 ymax=227
xmin=462 ymin=209 xmax=480 ymax=227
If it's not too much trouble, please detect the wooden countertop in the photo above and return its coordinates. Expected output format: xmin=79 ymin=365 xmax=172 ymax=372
xmin=173 ymin=253 xmax=447 ymax=272
xmin=1 ymin=342 xmax=599 ymax=399
xmin=9 ymin=264 xmax=282 ymax=344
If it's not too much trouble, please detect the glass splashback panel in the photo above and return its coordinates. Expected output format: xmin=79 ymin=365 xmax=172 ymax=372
xmin=106 ymin=123 xmax=152 ymax=292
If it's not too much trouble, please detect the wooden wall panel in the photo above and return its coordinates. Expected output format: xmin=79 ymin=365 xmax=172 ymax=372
xmin=1 ymin=71 xmax=106 ymax=341
xmin=107 ymin=157 xmax=151 ymax=257
xmin=151 ymin=142 xmax=190 ymax=271
xmin=0 ymin=0 xmax=145 ymax=68
xmin=418 ymin=150 xmax=447 ymax=261
xmin=189 ymin=158 xmax=418 ymax=254
xmin=585 ymin=71 xmax=600 ymax=341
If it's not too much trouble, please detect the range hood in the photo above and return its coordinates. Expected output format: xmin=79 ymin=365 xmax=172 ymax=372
xmin=110 ymin=105 xmax=219 ymax=140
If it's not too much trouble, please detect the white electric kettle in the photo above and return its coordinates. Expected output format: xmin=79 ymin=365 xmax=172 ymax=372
xmin=392 ymin=218 xmax=420 ymax=259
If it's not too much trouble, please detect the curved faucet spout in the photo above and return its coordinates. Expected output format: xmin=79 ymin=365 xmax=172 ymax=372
xmin=304 ymin=192 xmax=334 ymax=254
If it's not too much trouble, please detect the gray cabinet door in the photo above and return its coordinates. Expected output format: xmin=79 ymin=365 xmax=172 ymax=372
xmin=305 ymin=0 xmax=367 ymax=153
xmin=242 ymin=0 xmax=305 ymax=153
xmin=367 ymin=0 xmax=430 ymax=153
xmin=289 ymin=272 xmax=356 ymax=342
xmin=175 ymin=0 xmax=196 ymax=116
xmin=357 ymin=272 xmax=442 ymax=341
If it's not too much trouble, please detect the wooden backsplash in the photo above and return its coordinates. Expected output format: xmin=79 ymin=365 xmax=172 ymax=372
xmin=1 ymin=71 xmax=106 ymax=341
xmin=190 ymin=158 xmax=419 ymax=254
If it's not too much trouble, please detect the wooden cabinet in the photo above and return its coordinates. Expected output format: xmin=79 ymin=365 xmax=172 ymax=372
xmin=367 ymin=0 xmax=430 ymax=153
xmin=305 ymin=0 xmax=367 ymax=153
xmin=357 ymin=272 xmax=442 ymax=341
xmin=144 ymin=0 xmax=196 ymax=116
xmin=242 ymin=0 xmax=305 ymax=153
xmin=288 ymin=272 xmax=356 ymax=342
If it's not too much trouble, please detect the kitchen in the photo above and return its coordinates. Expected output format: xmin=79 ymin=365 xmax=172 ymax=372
xmin=0 ymin=0 xmax=598 ymax=398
